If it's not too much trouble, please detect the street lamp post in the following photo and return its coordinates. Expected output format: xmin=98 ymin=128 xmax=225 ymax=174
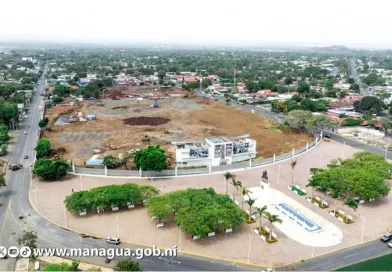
xmin=319 ymin=152 xmax=324 ymax=168
xmin=359 ymin=215 xmax=366 ymax=243
xmin=385 ymin=145 xmax=389 ymax=159
xmin=247 ymin=232 xmax=252 ymax=264
xmin=33 ymin=189 xmax=38 ymax=211
xmin=179 ymin=225 xmax=182 ymax=252
xmin=63 ymin=204 xmax=67 ymax=228
xmin=277 ymin=164 xmax=281 ymax=184
xmin=80 ymin=175 xmax=83 ymax=190
xmin=342 ymin=142 xmax=346 ymax=158
xmin=116 ymin=215 xmax=119 ymax=238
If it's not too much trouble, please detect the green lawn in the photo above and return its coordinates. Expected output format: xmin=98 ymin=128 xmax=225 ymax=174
xmin=336 ymin=253 xmax=392 ymax=271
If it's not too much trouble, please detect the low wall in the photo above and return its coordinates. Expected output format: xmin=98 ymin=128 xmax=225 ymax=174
xmin=70 ymin=133 xmax=322 ymax=178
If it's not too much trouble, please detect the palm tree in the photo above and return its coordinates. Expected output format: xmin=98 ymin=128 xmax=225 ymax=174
xmin=344 ymin=198 xmax=358 ymax=211
xmin=289 ymin=159 xmax=297 ymax=186
xmin=252 ymin=205 xmax=268 ymax=229
xmin=230 ymin=178 xmax=242 ymax=200
xmin=247 ymin=198 xmax=256 ymax=222
xmin=241 ymin=187 xmax=252 ymax=209
xmin=223 ymin=172 xmax=233 ymax=195
xmin=264 ymin=212 xmax=283 ymax=241
xmin=306 ymin=179 xmax=318 ymax=198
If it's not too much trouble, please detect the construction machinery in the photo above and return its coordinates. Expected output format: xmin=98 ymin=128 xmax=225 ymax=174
xmin=162 ymin=129 xmax=172 ymax=135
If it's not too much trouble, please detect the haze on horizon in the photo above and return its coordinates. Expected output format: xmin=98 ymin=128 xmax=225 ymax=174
xmin=1 ymin=0 xmax=391 ymax=49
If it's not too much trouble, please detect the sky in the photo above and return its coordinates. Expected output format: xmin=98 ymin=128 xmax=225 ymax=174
xmin=1 ymin=0 xmax=391 ymax=48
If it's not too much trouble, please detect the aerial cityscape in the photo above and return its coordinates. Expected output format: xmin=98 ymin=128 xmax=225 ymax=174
xmin=1 ymin=0 xmax=392 ymax=271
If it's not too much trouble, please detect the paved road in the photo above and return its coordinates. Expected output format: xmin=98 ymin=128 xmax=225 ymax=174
xmin=0 ymin=71 xmax=258 ymax=271
xmin=350 ymin=58 xmax=371 ymax=97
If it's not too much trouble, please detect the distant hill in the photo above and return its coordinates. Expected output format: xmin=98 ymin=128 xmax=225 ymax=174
xmin=307 ymin=45 xmax=355 ymax=54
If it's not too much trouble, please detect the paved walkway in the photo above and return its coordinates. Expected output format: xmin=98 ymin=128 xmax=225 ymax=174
xmin=30 ymin=140 xmax=392 ymax=266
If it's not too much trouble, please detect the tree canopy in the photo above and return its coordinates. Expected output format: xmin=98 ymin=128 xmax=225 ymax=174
xmin=134 ymin=145 xmax=168 ymax=172
xmin=145 ymin=188 xmax=244 ymax=238
xmin=33 ymin=158 xmax=69 ymax=180
xmin=354 ymin=96 xmax=387 ymax=114
xmin=64 ymin=183 xmax=158 ymax=212
xmin=114 ymin=259 xmax=143 ymax=271
xmin=309 ymin=152 xmax=391 ymax=200
xmin=35 ymin=138 xmax=51 ymax=158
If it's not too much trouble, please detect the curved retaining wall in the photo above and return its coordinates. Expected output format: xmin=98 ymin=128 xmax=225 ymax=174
xmin=70 ymin=133 xmax=323 ymax=178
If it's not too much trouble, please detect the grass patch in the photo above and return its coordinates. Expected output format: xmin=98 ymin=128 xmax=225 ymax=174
xmin=335 ymin=253 xmax=392 ymax=271
xmin=311 ymin=197 xmax=328 ymax=209
xmin=265 ymin=122 xmax=283 ymax=132
xmin=329 ymin=210 xmax=355 ymax=224
xmin=242 ymin=210 xmax=256 ymax=224
xmin=255 ymin=227 xmax=277 ymax=243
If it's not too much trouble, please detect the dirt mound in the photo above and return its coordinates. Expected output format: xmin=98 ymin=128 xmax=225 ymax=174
xmin=123 ymin=116 xmax=170 ymax=126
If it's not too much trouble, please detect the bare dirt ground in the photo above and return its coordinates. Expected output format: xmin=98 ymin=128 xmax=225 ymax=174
xmin=30 ymin=141 xmax=392 ymax=266
xmin=44 ymin=96 xmax=312 ymax=167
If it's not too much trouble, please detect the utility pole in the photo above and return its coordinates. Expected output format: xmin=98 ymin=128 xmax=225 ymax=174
xmin=200 ymin=77 xmax=202 ymax=93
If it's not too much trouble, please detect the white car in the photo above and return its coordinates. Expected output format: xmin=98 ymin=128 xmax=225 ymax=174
xmin=261 ymin=269 xmax=275 ymax=272
xmin=388 ymin=242 xmax=392 ymax=248
xmin=106 ymin=236 xmax=120 ymax=245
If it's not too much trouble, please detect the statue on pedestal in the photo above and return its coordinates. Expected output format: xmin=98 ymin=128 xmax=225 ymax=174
xmin=260 ymin=170 xmax=268 ymax=189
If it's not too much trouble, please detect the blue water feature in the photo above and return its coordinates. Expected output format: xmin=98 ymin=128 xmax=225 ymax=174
xmin=275 ymin=203 xmax=323 ymax=233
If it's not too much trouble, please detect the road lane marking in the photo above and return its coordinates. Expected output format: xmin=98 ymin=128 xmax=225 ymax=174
xmin=344 ymin=252 xmax=359 ymax=258
xmin=310 ymin=261 xmax=332 ymax=269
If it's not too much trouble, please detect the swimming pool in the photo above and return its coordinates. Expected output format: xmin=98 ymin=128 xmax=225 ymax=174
xmin=275 ymin=203 xmax=323 ymax=233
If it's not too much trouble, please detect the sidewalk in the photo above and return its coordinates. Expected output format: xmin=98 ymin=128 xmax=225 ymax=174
xmin=38 ymin=256 xmax=113 ymax=272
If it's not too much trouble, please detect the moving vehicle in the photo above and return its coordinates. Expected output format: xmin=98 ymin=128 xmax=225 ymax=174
xmin=388 ymin=242 xmax=392 ymax=248
xmin=24 ymin=155 xmax=28 ymax=159
xmin=24 ymin=131 xmax=27 ymax=135
xmin=381 ymin=233 xmax=392 ymax=242
xmin=106 ymin=236 xmax=120 ymax=245
xmin=38 ymin=106 xmax=42 ymax=111
xmin=8 ymin=164 xmax=22 ymax=171
xmin=104 ymin=258 xmax=111 ymax=263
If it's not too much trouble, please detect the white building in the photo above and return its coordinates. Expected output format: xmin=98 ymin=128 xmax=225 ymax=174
xmin=174 ymin=135 xmax=257 ymax=167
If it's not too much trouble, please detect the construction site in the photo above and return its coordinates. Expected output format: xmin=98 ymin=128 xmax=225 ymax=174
xmin=43 ymin=88 xmax=313 ymax=168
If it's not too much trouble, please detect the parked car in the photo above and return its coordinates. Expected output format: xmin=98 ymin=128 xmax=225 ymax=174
xmin=106 ymin=236 xmax=120 ymax=245
xmin=388 ymin=242 xmax=392 ymax=248
xmin=261 ymin=269 xmax=275 ymax=272
xmin=381 ymin=233 xmax=392 ymax=242
xmin=104 ymin=258 xmax=111 ymax=263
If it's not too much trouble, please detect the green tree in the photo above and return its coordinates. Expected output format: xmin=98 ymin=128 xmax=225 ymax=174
xmin=285 ymin=110 xmax=313 ymax=130
xmin=0 ymin=125 xmax=10 ymax=144
xmin=252 ymin=205 xmax=268 ymax=229
xmin=354 ymin=96 xmax=387 ymax=114
xmin=35 ymin=138 xmax=51 ymax=158
xmin=223 ymin=172 xmax=234 ymax=195
xmin=45 ymin=262 xmax=79 ymax=271
xmin=0 ymin=175 xmax=6 ymax=189
xmin=345 ymin=198 xmax=358 ymax=211
xmin=297 ymin=82 xmax=310 ymax=97
xmin=38 ymin=117 xmax=49 ymax=130
xmin=114 ymin=259 xmax=143 ymax=271
xmin=145 ymin=196 xmax=172 ymax=223
xmin=306 ymin=115 xmax=335 ymax=132
xmin=17 ymin=230 xmax=38 ymax=252
xmin=349 ymin=83 xmax=360 ymax=92
xmin=264 ymin=212 xmax=283 ymax=241
xmin=241 ymin=187 xmax=252 ymax=209
xmin=230 ymin=178 xmax=242 ymax=200
xmin=33 ymin=158 xmax=69 ymax=180
xmin=103 ymin=155 xmax=118 ymax=169
xmin=0 ymin=144 xmax=7 ymax=156
xmin=289 ymin=159 xmax=297 ymax=186
xmin=247 ymin=198 xmax=256 ymax=222
xmin=134 ymin=145 xmax=168 ymax=172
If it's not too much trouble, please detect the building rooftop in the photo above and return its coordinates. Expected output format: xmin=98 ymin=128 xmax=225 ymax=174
xmin=208 ymin=137 xmax=228 ymax=143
